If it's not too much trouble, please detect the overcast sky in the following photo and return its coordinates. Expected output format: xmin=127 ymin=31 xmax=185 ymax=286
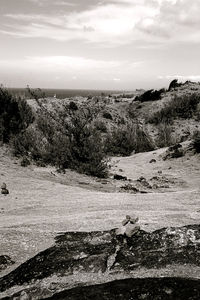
xmin=0 ymin=0 xmax=200 ymax=90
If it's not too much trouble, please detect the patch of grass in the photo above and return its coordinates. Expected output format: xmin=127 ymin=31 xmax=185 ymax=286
xmin=148 ymin=94 xmax=200 ymax=125
xmin=156 ymin=123 xmax=177 ymax=148
xmin=105 ymin=123 xmax=154 ymax=156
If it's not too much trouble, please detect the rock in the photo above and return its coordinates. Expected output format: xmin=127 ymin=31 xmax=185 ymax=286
xmin=163 ymin=144 xmax=184 ymax=160
xmin=149 ymin=159 xmax=156 ymax=163
xmin=168 ymin=144 xmax=182 ymax=151
xmin=1 ymin=183 xmax=9 ymax=195
xmin=1 ymin=224 xmax=200 ymax=297
xmin=125 ymin=224 xmax=140 ymax=237
xmin=137 ymin=177 xmax=152 ymax=189
xmin=120 ymin=184 xmax=139 ymax=193
xmin=1 ymin=188 xmax=9 ymax=195
xmin=114 ymin=174 xmax=127 ymax=180
xmin=43 ymin=277 xmax=200 ymax=300
xmin=137 ymin=176 xmax=146 ymax=182
xmin=1 ymin=183 xmax=6 ymax=189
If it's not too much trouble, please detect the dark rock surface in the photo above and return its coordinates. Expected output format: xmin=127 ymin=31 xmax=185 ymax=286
xmin=44 ymin=277 xmax=200 ymax=300
xmin=0 ymin=224 xmax=200 ymax=298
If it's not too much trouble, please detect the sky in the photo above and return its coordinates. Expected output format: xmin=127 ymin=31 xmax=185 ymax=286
xmin=0 ymin=0 xmax=200 ymax=90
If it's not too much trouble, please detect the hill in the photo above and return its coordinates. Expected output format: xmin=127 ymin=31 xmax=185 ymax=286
xmin=0 ymin=81 xmax=200 ymax=299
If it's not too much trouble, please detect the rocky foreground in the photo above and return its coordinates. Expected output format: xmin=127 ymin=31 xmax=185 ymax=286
xmin=1 ymin=224 xmax=200 ymax=299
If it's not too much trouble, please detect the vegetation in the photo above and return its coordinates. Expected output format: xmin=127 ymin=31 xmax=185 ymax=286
xmin=102 ymin=111 xmax=113 ymax=120
xmin=168 ymin=79 xmax=181 ymax=91
xmin=11 ymin=88 xmax=108 ymax=178
xmin=155 ymin=123 xmax=176 ymax=148
xmin=69 ymin=101 xmax=78 ymax=111
xmin=191 ymin=131 xmax=200 ymax=153
xmin=148 ymin=94 xmax=200 ymax=124
xmin=105 ymin=122 xmax=154 ymax=156
xmin=0 ymin=87 xmax=34 ymax=143
xmin=134 ymin=89 xmax=165 ymax=102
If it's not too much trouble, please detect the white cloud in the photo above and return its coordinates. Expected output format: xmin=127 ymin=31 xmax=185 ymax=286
xmin=0 ymin=55 xmax=122 ymax=71
xmin=1 ymin=1 xmax=158 ymax=44
xmin=1 ymin=0 xmax=200 ymax=46
xmin=158 ymin=75 xmax=200 ymax=82
xmin=28 ymin=0 xmax=76 ymax=6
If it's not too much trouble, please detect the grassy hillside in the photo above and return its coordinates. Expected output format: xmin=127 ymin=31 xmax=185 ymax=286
xmin=1 ymin=81 xmax=200 ymax=177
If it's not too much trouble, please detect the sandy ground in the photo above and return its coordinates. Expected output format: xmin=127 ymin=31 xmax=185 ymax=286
xmin=0 ymin=145 xmax=200 ymax=277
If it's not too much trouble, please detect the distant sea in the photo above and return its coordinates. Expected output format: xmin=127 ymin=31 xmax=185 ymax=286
xmin=7 ymin=88 xmax=125 ymax=99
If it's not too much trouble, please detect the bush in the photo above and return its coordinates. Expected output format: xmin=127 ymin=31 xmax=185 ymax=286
xmin=94 ymin=120 xmax=107 ymax=133
xmin=134 ymin=89 xmax=164 ymax=102
xmin=12 ymin=103 xmax=108 ymax=178
xmin=21 ymin=156 xmax=31 ymax=167
xmin=191 ymin=131 xmax=200 ymax=153
xmin=105 ymin=123 xmax=154 ymax=156
xmin=156 ymin=123 xmax=176 ymax=148
xmin=69 ymin=101 xmax=78 ymax=111
xmin=66 ymin=111 xmax=108 ymax=177
xmin=0 ymin=88 xmax=34 ymax=143
xmin=102 ymin=111 xmax=113 ymax=120
xmin=168 ymin=79 xmax=180 ymax=91
xmin=148 ymin=94 xmax=200 ymax=124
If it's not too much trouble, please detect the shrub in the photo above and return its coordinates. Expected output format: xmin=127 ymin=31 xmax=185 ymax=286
xmin=102 ymin=111 xmax=113 ymax=120
xmin=134 ymin=89 xmax=164 ymax=103
xmin=21 ymin=156 xmax=31 ymax=167
xmin=69 ymin=101 xmax=78 ymax=111
xmin=191 ymin=131 xmax=200 ymax=153
xmin=148 ymin=94 xmax=200 ymax=124
xmin=12 ymin=102 xmax=108 ymax=177
xmin=0 ymin=88 xmax=34 ymax=143
xmin=94 ymin=120 xmax=107 ymax=133
xmin=105 ymin=123 xmax=154 ymax=156
xmin=156 ymin=123 xmax=176 ymax=148
xmin=168 ymin=79 xmax=180 ymax=91
xmin=66 ymin=111 xmax=108 ymax=177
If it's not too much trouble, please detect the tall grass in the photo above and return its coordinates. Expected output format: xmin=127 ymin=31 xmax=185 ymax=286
xmin=105 ymin=122 xmax=154 ymax=156
xmin=148 ymin=94 xmax=200 ymax=125
xmin=155 ymin=123 xmax=177 ymax=148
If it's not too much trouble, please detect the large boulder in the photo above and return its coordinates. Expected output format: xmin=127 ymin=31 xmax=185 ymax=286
xmin=0 ymin=224 xmax=200 ymax=298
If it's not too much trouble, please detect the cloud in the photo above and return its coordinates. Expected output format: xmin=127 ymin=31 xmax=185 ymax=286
xmin=1 ymin=1 xmax=157 ymax=44
xmin=0 ymin=55 xmax=144 ymax=87
xmin=136 ymin=0 xmax=200 ymax=42
xmin=1 ymin=0 xmax=200 ymax=46
xmin=0 ymin=55 xmax=129 ymax=77
xmin=28 ymin=0 xmax=76 ymax=6
xmin=158 ymin=75 xmax=200 ymax=82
